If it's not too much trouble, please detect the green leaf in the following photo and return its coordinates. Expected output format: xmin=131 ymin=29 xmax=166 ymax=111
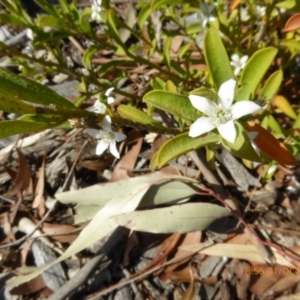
xmin=276 ymin=0 xmax=296 ymax=9
xmin=153 ymin=132 xmax=220 ymax=169
xmin=237 ymin=47 xmax=278 ymax=100
xmin=106 ymin=9 xmax=126 ymax=49
xmin=56 ymin=176 xmax=199 ymax=222
xmin=143 ymin=90 xmax=201 ymax=121
xmin=150 ymin=0 xmax=183 ymax=11
xmin=280 ymin=39 xmax=300 ymax=51
xmin=0 ymin=120 xmax=51 ymax=139
xmin=259 ymin=69 xmax=283 ymax=102
xmin=0 ymin=13 xmax=27 ymax=26
xmin=178 ymin=43 xmax=191 ymax=59
xmin=117 ymin=105 xmax=165 ymax=129
xmin=293 ymin=113 xmax=300 ymax=129
xmin=112 ymin=202 xmax=231 ymax=233
xmin=0 ymin=67 xmax=75 ymax=109
xmin=164 ymin=36 xmax=172 ymax=67
xmin=204 ymin=28 xmax=234 ymax=90
xmin=83 ymin=46 xmax=98 ymax=69
xmin=37 ymin=15 xmax=61 ymax=28
xmin=221 ymin=122 xmax=261 ymax=162
xmin=137 ymin=3 xmax=151 ymax=29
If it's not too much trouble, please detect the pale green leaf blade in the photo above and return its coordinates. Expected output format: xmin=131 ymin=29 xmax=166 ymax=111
xmin=7 ymin=182 xmax=152 ymax=288
xmin=112 ymin=203 xmax=231 ymax=233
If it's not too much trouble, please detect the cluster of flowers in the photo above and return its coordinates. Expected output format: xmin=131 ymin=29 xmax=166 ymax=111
xmin=87 ymin=80 xmax=261 ymax=160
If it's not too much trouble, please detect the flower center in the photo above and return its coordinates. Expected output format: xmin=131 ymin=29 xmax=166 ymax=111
xmin=101 ymin=131 xmax=115 ymax=143
xmin=216 ymin=109 xmax=232 ymax=125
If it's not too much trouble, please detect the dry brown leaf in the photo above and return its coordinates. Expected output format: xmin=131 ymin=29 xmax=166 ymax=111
xmin=181 ymin=266 xmax=195 ymax=300
xmin=32 ymin=156 xmax=46 ymax=217
xmin=40 ymin=222 xmax=79 ymax=243
xmin=162 ymin=231 xmax=202 ymax=275
xmin=10 ymin=274 xmax=50 ymax=297
xmin=111 ymin=134 xmax=143 ymax=182
xmin=5 ymin=149 xmax=31 ymax=197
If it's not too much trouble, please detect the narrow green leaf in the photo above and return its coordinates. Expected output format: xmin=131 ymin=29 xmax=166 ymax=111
xmin=164 ymin=36 xmax=172 ymax=67
xmin=137 ymin=3 xmax=151 ymax=29
xmin=237 ymin=47 xmax=278 ymax=100
xmin=117 ymin=105 xmax=165 ymax=129
xmin=221 ymin=122 xmax=261 ymax=162
xmin=151 ymin=0 xmax=183 ymax=11
xmin=0 ymin=67 xmax=75 ymax=109
xmin=259 ymin=69 xmax=283 ymax=102
xmin=112 ymin=202 xmax=231 ymax=233
xmin=0 ymin=120 xmax=51 ymax=139
xmin=280 ymin=39 xmax=300 ymax=51
xmin=204 ymin=28 xmax=234 ymax=90
xmin=0 ymin=13 xmax=27 ymax=26
xmin=143 ymin=90 xmax=201 ymax=121
xmin=155 ymin=132 xmax=220 ymax=168
xmin=37 ymin=15 xmax=61 ymax=28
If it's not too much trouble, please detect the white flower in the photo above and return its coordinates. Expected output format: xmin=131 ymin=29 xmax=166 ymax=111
xmin=91 ymin=0 xmax=103 ymax=23
xmin=86 ymin=115 xmax=126 ymax=158
xmin=188 ymin=79 xmax=261 ymax=143
xmin=105 ymin=87 xmax=115 ymax=104
xmin=92 ymin=88 xmax=115 ymax=114
xmin=200 ymin=2 xmax=216 ymax=28
xmin=230 ymin=54 xmax=249 ymax=76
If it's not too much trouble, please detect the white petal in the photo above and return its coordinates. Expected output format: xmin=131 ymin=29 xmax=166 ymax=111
xmin=231 ymin=101 xmax=261 ymax=119
xmin=217 ymin=120 xmax=236 ymax=143
xmin=109 ymin=141 xmax=120 ymax=159
xmin=114 ymin=132 xmax=126 ymax=142
xmin=233 ymin=67 xmax=241 ymax=76
xmin=218 ymin=79 xmax=236 ymax=110
xmin=209 ymin=15 xmax=216 ymax=22
xmin=202 ymin=18 xmax=208 ymax=28
xmin=96 ymin=140 xmax=109 ymax=155
xmin=189 ymin=117 xmax=217 ymax=137
xmin=107 ymin=96 xmax=115 ymax=104
xmin=85 ymin=128 xmax=101 ymax=139
xmin=240 ymin=55 xmax=249 ymax=64
xmin=231 ymin=54 xmax=239 ymax=63
xmin=105 ymin=87 xmax=114 ymax=97
xmin=102 ymin=115 xmax=112 ymax=131
xmin=189 ymin=95 xmax=218 ymax=116
xmin=94 ymin=101 xmax=107 ymax=114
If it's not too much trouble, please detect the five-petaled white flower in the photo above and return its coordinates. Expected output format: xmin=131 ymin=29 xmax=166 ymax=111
xmin=230 ymin=54 xmax=249 ymax=76
xmin=189 ymin=79 xmax=261 ymax=143
xmin=86 ymin=115 xmax=126 ymax=159
xmin=91 ymin=0 xmax=103 ymax=23
xmin=200 ymin=2 xmax=216 ymax=28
